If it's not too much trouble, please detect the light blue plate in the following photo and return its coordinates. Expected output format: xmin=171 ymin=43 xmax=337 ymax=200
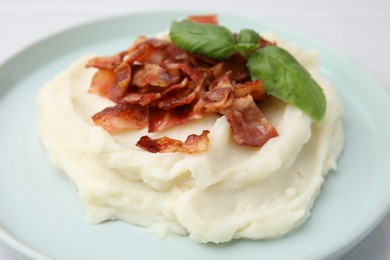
xmin=0 ymin=11 xmax=389 ymax=260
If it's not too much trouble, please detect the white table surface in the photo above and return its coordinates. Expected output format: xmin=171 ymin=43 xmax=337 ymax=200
xmin=0 ymin=0 xmax=389 ymax=259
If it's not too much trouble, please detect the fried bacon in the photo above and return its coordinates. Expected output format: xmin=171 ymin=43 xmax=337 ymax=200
xmin=122 ymin=78 xmax=188 ymax=106
xmin=259 ymin=38 xmax=276 ymax=48
xmin=225 ymin=95 xmax=278 ymax=147
xmin=131 ymin=63 xmax=172 ymax=88
xmin=87 ymin=16 xmax=279 ymax=153
xmin=116 ymin=62 xmax=132 ymax=91
xmin=210 ymin=55 xmax=250 ymax=83
xmin=92 ymin=103 xmax=148 ymax=134
xmin=193 ymin=87 xmax=233 ymax=114
xmin=155 ymin=77 xmax=204 ymax=110
xmin=136 ymin=130 xmax=210 ymax=154
xmin=86 ymin=52 xmax=125 ymax=70
xmin=89 ymin=69 xmax=128 ymax=102
xmin=148 ymin=103 xmax=201 ymax=133
xmin=125 ymin=38 xmax=188 ymax=65
xmin=193 ymin=72 xmax=234 ymax=113
xmin=187 ymin=14 xmax=218 ymax=25
xmin=234 ymin=80 xmax=267 ymax=100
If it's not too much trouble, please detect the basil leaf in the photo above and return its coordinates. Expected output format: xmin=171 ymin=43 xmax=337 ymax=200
xmin=234 ymin=43 xmax=259 ymax=59
xmin=170 ymin=20 xmax=236 ymax=60
xmin=248 ymin=46 xmax=326 ymax=121
xmin=238 ymin=29 xmax=260 ymax=44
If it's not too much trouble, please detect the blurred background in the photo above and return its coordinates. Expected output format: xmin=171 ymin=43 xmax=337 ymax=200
xmin=0 ymin=0 xmax=389 ymax=259
xmin=0 ymin=0 xmax=389 ymax=94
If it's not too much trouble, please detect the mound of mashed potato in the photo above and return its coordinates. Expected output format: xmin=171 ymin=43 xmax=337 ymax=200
xmin=36 ymin=32 xmax=344 ymax=243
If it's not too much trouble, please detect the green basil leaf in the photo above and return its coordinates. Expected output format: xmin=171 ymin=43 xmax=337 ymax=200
xmin=234 ymin=43 xmax=259 ymax=59
xmin=170 ymin=20 xmax=236 ymax=60
xmin=238 ymin=29 xmax=260 ymax=44
xmin=248 ymin=46 xmax=326 ymax=121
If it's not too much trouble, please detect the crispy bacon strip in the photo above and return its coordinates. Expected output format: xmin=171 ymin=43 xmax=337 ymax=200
xmin=92 ymin=103 xmax=148 ymax=134
xmin=162 ymin=62 xmax=203 ymax=82
xmin=136 ymin=130 xmax=210 ymax=153
xmin=89 ymin=69 xmax=125 ymax=102
xmin=125 ymin=38 xmax=181 ymax=65
xmin=148 ymin=103 xmax=201 ymax=132
xmin=225 ymin=95 xmax=278 ymax=147
xmin=89 ymin=65 xmax=131 ymax=102
xmin=86 ymin=52 xmax=124 ymax=70
xmin=259 ymin=38 xmax=276 ymax=48
xmin=234 ymin=80 xmax=267 ymax=100
xmin=194 ymin=72 xmax=234 ymax=113
xmin=208 ymin=71 xmax=233 ymax=91
xmin=122 ymin=78 xmax=188 ymax=106
xmin=155 ymin=77 xmax=204 ymax=110
xmin=188 ymin=15 xmax=218 ymax=25
xmin=194 ymin=87 xmax=233 ymax=114
xmin=131 ymin=63 xmax=172 ymax=88
xmin=157 ymin=89 xmax=197 ymax=110
xmin=210 ymin=54 xmax=250 ymax=83
xmin=116 ymin=62 xmax=132 ymax=91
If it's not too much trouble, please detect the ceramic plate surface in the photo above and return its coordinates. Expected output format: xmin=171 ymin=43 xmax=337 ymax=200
xmin=0 ymin=11 xmax=389 ymax=260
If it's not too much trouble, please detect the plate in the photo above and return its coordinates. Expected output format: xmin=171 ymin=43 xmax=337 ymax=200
xmin=0 ymin=11 xmax=389 ymax=260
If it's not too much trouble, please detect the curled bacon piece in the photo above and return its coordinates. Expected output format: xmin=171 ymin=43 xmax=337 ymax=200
xmin=89 ymin=69 xmax=117 ymax=98
xmin=136 ymin=130 xmax=210 ymax=154
xmin=148 ymin=103 xmax=201 ymax=133
xmin=92 ymin=103 xmax=148 ymax=134
xmin=122 ymin=78 xmax=188 ymax=106
xmin=155 ymin=76 xmax=204 ymax=110
xmin=125 ymin=38 xmax=166 ymax=64
xmin=194 ymin=72 xmax=234 ymax=113
xmin=188 ymin=14 xmax=218 ymax=25
xmin=225 ymin=95 xmax=278 ymax=147
xmin=210 ymin=55 xmax=250 ymax=83
xmin=259 ymin=38 xmax=276 ymax=48
xmin=131 ymin=63 xmax=172 ymax=88
xmin=116 ymin=62 xmax=132 ymax=91
xmin=89 ymin=64 xmax=131 ymax=102
xmin=194 ymin=87 xmax=233 ymax=114
xmin=86 ymin=52 xmax=125 ymax=70
xmin=125 ymin=38 xmax=188 ymax=65
xmin=234 ymin=80 xmax=267 ymax=100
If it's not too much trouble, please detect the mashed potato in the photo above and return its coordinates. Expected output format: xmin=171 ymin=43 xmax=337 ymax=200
xmin=36 ymin=32 xmax=344 ymax=243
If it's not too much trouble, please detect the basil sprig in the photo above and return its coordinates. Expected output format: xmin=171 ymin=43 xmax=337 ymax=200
xmin=169 ymin=20 xmax=326 ymax=121
xmin=234 ymin=29 xmax=260 ymax=58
